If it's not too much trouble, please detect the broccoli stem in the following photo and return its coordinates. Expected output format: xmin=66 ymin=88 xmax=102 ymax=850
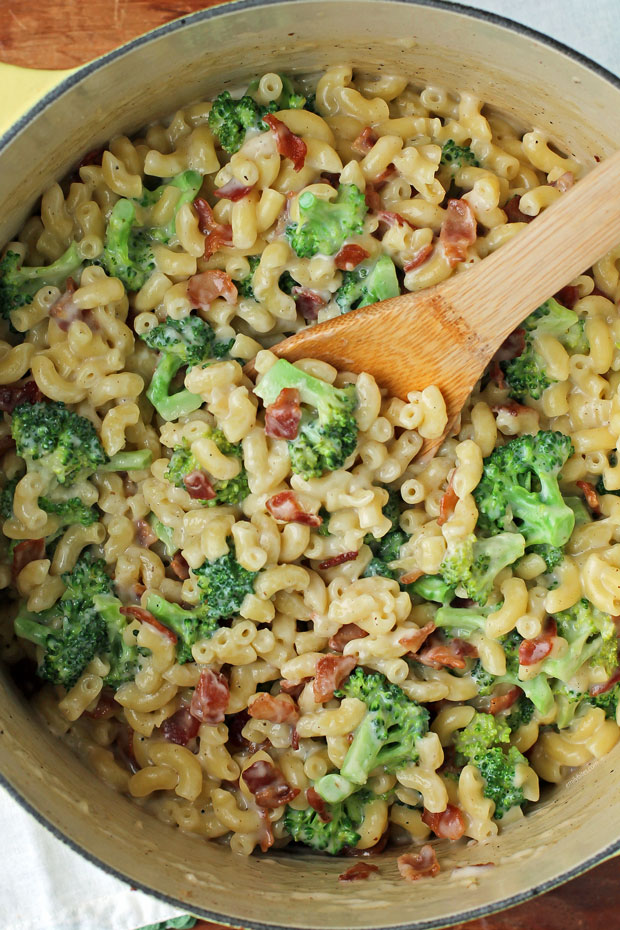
xmin=14 ymin=612 xmax=50 ymax=649
xmin=144 ymin=592 xmax=188 ymax=634
xmin=149 ymin=514 xmax=177 ymax=557
xmin=315 ymin=772 xmax=358 ymax=804
xmin=99 ymin=450 xmax=153 ymax=471
xmin=147 ymin=354 xmax=203 ymax=421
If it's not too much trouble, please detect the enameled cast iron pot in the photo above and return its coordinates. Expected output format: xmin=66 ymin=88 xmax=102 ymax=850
xmin=1 ymin=2 xmax=620 ymax=927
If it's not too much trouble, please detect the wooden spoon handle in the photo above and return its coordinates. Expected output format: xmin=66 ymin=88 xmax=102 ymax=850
xmin=443 ymin=149 xmax=620 ymax=348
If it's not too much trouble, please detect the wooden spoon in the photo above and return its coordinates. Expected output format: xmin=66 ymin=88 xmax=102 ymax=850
xmin=256 ymin=149 xmax=620 ymax=456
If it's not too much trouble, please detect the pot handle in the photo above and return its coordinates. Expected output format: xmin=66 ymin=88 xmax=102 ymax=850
xmin=0 ymin=62 xmax=76 ymax=137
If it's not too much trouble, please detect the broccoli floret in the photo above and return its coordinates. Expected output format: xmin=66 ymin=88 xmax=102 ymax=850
xmin=473 ymin=430 xmax=575 ymax=548
xmin=439 ymin=532 xmax=526 ymax=606
xmin=38 ymin=496 xmax=98 ymax=526
xmin=148 ymin=513 xmax=177 ymax=557
xmin=315 ymin=668 xmax=429 ymax=803
xmin=0 ymin=476 xmax=19 ymax=520
xmin=286 ymin=184 xmax=367 ymax=258
xmin=503 ymin=299 xmax=588 ymax=400
xmin=246 ymin=73 xmax=307 ymax=110
xmin=588 ymin=682 xmax=620 ymax=719
xmin=335 ymin=255 xmax=400 ymax=314
xmin=98 ymin=450 xmax=153 ymax=472
xmin=317 ymin=506 xmax=331 ymax=536
xmin=13 ymin=553 xmax=112 ymax=688
xmin=440 ymin=140 xmax=479 ymax=170
xmin=234 ymin=255 xmax=260 ymax=299
xmin=0 ymin=243 xmax=82 ymax=319
xmin=144 ymin=592 xmax=219 ymax=664
xmin=552 ymin=682 xmax=586 ymax=729
xmin=165 ymin=428 xmax=249 ymax=507
xmin=284 ymin=791 xmax=371 ymax=855
xmin=528 ymin=544 xmax=564 ymax=572
xmin=362 ymin=527 xmax=408 ymax=581
xmin=506 ymin=695 xmax=535 ymax=731
xmin=99 ymin=199 xmax=155 ymax=292
xmin=141 ymin=314 xmax=230 ymax=421
xmin=454 ymin=711 xmax=528 ymax=819
xmin=193 ymin=540 xmax=258 ymax=621
xmin=278 ymin=271 xmax=299 ymax=295
xmin=565 ymin=495 xmax=592 ymax=527
xmin=543 ymin=598 xmax=617 ymax=682
xmin=136 ymin=170 xmax=202 ymax=243
xmin=407 ymin=574 xmax=456 ymax=604
xmin=208 ymin=91 xmax=278 ymax=154
xmin=92 ymin=594 xmax=144 ymax=688
xmin=254 ymin=358 xmax=358 ymax=479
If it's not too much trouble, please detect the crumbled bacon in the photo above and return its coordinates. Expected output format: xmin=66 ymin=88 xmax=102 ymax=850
xmin=279 ymin=678 xmax=310 ymax=699
xmin=590 ymin=667 xmax=620 ymax=696
xmin=49 ymin=278 xmax=81 ymax=331
xmin=329 ymin=623 xmax=368 ymax=652
xmin=159 ymin=706 xmax=200 ymax=746
xmin=266 ymin=490 xmax=322 ymax=526
xmin=491 ymin=400 xmax=537 ymax=418
xmin=12 ymin=538 xmax=45 ymax=582
xmin=183 ymin=470 xmax=216 ymax=501
xmin=318 ymin=551 xmax=358 ymax=570
xmin=489 ymin=686 xmax=522 ymax=715
xmin=248 ymin=691 xmax=300 ymax=724
xmin=399 ymin=621 xmax=436 ymax=655
xmin=404 ymin=243 xmax=434 ymax=273
xmin=518 ymin=619 xmax=557 ymax=666
xmin=135 ymin=518 xmax=158 ymax=548
xmin=213 ymin=178 xmax=254 ymax=201
xmin=373 ymin=164 xmax=397 ymax=186
xmin=493 ymin=328 xmax=526 ymax=363
xmin=188 ymin=269 xmax=237 ymax=307
xmin=577 ymin=480 xmax=601 ymax=515
xmin=437 ymin=481 xmax=458 ymax=526
xmin=313 ymin=654 xmax=357 ymax=702
xmin=339 ymin=862 xmax=380 ymax=882
xmin=119 ymin=605 xmax=178 ymax=644
xmin=422 ymin=803 xmax=466 ymax=840
xmin=377 ymin=210 xmax=409 ymax=230
xmin=364 ymin=183 xmax=382 ymax=213
xmin=555 ymin=285 xmax=580 ymax=310
xmin=169 ymin=552 xmax=190 ymax=580
xmin=0 ymin=379 xmax=44 ymax=413
xmin=193 ymin=197 xmax=233 ymax=257
xmin=307 ymin=786 xmax=332 ymax=822
xmin=190 ymin=668 xmax=229 ymax=724
xmin=397 ymin=846 xmax=440 ymax=881
xmin=416 ymin=637 xmax=478 ymax=670
xmin=334 ymin=244 xmax=370 ymax=272
xmin=489 ymin=359 xmax=507 ymax=390
xmin=551 ymin=171 xmax=575 ymax=192
xmin=292 ymin=286 xmax=327 ymax=322
xmin=399 ymin=569 xmax=424 ymax=585
xmin=85 ymin=688 xmax=118 ymax=719
xmin=243 ymin=759 xmax=300 ymax=808
xmin=352 ymin=127 xmax=378 ymax=155
xmin=440 ymin=199 xmax=477 ymax=267
xmin=263 ymin=114 xmax=307 ymax=172
xmin=264 ymin=387 xmax=302 ymax=440
xmin=504 ymin=195 xmax=533 ymax=224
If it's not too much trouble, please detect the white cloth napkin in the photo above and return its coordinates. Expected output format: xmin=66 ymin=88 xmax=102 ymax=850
xmin=1 ymin=2 xmax=618 ymax=929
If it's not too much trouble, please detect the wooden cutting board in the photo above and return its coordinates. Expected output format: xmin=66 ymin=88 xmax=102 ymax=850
xmin=0 ymin=2 xmax=616 ymax=928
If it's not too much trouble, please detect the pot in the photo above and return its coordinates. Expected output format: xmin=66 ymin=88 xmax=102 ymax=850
xmin=1 ymin=3 xmax=619 ymax=927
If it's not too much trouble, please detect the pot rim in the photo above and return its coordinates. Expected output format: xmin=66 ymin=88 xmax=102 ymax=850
xmin=2 ymin=1 xmax=620 ymax=927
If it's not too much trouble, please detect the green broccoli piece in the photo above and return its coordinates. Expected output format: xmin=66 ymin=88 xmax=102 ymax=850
xmin=528 ymin=544 xmax=564 ymax=572
xmin=317 ymin=506 xmax=331 ymax=536
xmin=234 ymin=255 xmax=260 ymax=299
xmin=565 ymin=495 xmax=592 ymax=527
xmin=38 ymin=496 xmax=98 ymax=526
xmin=362 ymin=527 xmax=408 ymax=581
xmin=208 ymin=91 xmax=278 ymax=154
xmin=407 ymin=574 xmax=456 ymax=604
xmin=284 ymin=790 xmax=371 ymax=855
xmin=165 ymin=428 xmax=249 ymax=507
xmin=144 ymin=592 xmax=219 ymax=664
xmin=473 ymin=430 xmax=575 ymax=548
xmin=246 ymin=74 xmax=307 ymax=110
xmin=286 ymin=184 xmax=367 ymax=258
xmin=278 ymin=271 xmax=299 ymax=295
xmin=0 ymin=476 xmax=19 ymax=520
xmin=148 ymin=513 xmax=177 ymax=557
xmin=99 ymin=199 xmax=155 ymax=292
xmin=0 ymin=243 xmax=82 ymax=319
xmin=92 ymin=594 xmax=144 ymax=688
xmin=335 ymin=255 xmax=400 ymax=314
xmin=543 ymin=598 xmax=617 ymax=682
xmin=136 ymin=170 xmax=202 ymax=243
xmin=552 ymin=682 xmax=586 ymax=729
xmin=254 ymin=358 xmax=358 ymax=479
xmin=193 ymin=540 xmax=258 ymax=621
xmin=440 ymin=140 xmax=479 ymax=170
xmin=588 ymin=682 xmax=620 ymax=719
xmin=506 ymin=695 xmax=535 ymax=731
xmin=98 ymin=450 xmax=153 ymax=472
xmin=315 ymin=668 xmax=429 ymax=803
xmin=439 ymin=532 xmax=526 ymax=606
xmin=503 ymin=299 xmax=588 ymax=400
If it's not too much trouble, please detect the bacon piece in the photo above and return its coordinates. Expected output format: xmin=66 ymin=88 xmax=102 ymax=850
xmin=416 ymin=637 xmax=478 ymax=670
xmin=329 ymin=623 xmax=368 ymax=653
xmin=119 ymin=605 xmax=178 ymax=644
xmin=170 ymin=552 xmax=190 ymax=580
xmin=49 ymin=278 xmax=82 ymax=331
xmin=373 ymin=164 xmax=397 ymax=186
xmin=489 ymin=359 xmax=507 ymax=390
xmin=135 ymin=518 xmax=158 ymax=548
xmin=504 ymin=195 xmax=533 ymax=224
xmin=264 ymin=387 xmax=302 ymax=440
xmin=313 ymin=654 xmax=357 ymax=702
xmin=555 ymin=285 xmax=580 ymax=310
xmin=399 ymin=621 xmax=436 ymax=654
xmin=440 ymin=199 xmax=477 ymax=267
xmin=0 ymin=379 xmax=43 ymax=414
xmin=590 ymin=667 xmax=620 ymax=696
xmin=352 ymin=127 xmax=378 ymax=155
xmin=491 ymin=400 xmax=537 ymax=418
xmin=397 ymin=845 xmax=440 ymax=881
xmin=188 ymin=269 xmax=237 ymax=307
xmin=318 ymin=551 xmax=359 ymax=570
xmin=193 ymin=197 xmax=233 ymax=257
xmin=159 ymin=707 xmax=200 ymax=746
xmin=292 ymin=286 xmax=327 ymax=322
xmin=494 ymin=328 xmax=526 ymax=363
xmin=190 ymin=668 xmax=229 ymax=724
xmin=489 ymin=685 xmax=522 ymax=715
xmin=404 ymin=243 xmax=434 ymax=273
xmin=339 ymin=862 xmax=380 ymax=883
xmin=334 ymin=243 xmax=370 ymax=272
xmin=279 ymin=678 xmax=310 ymax=698
xmin=243 ymin=759 xmax=300 ymax=808
xmin=258 ymin=808 xmax=275 ymax=852
xmin=551 ymin=171 xmax=575 ymax=192
xmin=399 ymin=569 xmax=424 ymax=585
xmin=577 ymin=480 xmax=601 ymax=515
xmin=377 ymin=209 xmax=409 ymax=230
xmin=266 ymin=490 xmax=322 ymax=527
xmin=248 ymin=692 xmax=300 ymax=724
xmin=364 ymin=183 xmax=382 ymax=213
xmin=85 ymin=688 xmax=118 ymax=719
xmin=307 ymin=786 xmax=332 ymax=823
xmin=12 ymin=538 xmax=45 ymax=582
xmin=519 ymin=619 xmax=557 ymax=666
xmin=213 ymin=178 xmax=254 ymax=201
xmin=422 ymin=803 xmax=466 ymax=840
xmin=263 ymin=114 xmax=307 ymax=172
xmin=437 ymin=481 xmax=458 ymax=526
xmin=183 ymin=470 xmax=216 ymax=501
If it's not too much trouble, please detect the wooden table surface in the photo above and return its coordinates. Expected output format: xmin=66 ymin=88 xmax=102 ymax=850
xmin=0 ymin=1 xmax=617 ymax=927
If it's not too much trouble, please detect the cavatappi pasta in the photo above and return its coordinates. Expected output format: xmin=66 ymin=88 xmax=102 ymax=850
xmin=2 ymin=66 xmax=620 ymax=869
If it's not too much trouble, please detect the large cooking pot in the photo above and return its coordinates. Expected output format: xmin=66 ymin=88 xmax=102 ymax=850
xmin=1 ymin=3 xmax=620 ymax=927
